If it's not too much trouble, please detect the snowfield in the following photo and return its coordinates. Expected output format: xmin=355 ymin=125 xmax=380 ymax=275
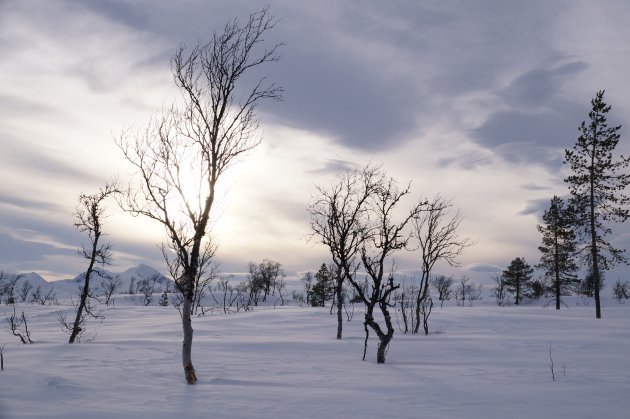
xmin=1 ymin=298 xmax=629 ymax=419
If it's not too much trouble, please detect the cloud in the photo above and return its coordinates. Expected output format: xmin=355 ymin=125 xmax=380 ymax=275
xmin=309 ymin=159 xmax=358 ymax=175
xmin=0 ymin=94 xmax=55 ymax=117
xmin=0 ymin=192 xmax=63 ymax=212
xmin=0 ymin=232 xmax=73 ymax=264
xmin=462 ymin=262 xmax=502 ymax=273
xmin=1 ymin=138 xmax=102 ymax=182
xmin=471 ymin=61 xmax=589 ymax=168
xmin=518 ymin=198 xmax=553 ymax=218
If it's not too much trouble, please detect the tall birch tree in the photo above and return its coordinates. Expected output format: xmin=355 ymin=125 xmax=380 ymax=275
xmin=118 ymin=7 xmax=282 ymax=383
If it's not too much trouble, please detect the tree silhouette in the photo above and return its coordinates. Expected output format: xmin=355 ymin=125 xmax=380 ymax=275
xmin=564 ymin=90 xmax=630 ymax=318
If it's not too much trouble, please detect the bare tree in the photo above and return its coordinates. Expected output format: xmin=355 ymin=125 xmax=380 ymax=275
xmin=492 ymin=274 xmax=510 ymax=306
xmin=613 ymin=280 xmax=630 ymax=302
xmin=0 ymin=271 xmax=5 ymax=304
xmin=412 ymin=195 xmax=472 ymax=333
xmin=117 ymin=7 xmax=282 ymax=384
xmin=137 ymin=275 xmax=160 ymax=306
xmin=18 ymin=280 xmax=33 ymax=302
xmin=100 ymin=275 xmax=122 ymax=306
xmin=128 ymin=277 xmax=137 ymax=295
xmin=7 ymin=305 xmax=33 ymax=344
xmin=347 ymin=174 xmax=424 ymax=363
xmin=3 ymin=274 xmax=20 ymax=305
xmin=68 ymin=183 xmax=118 ymax=344
xmin=247 ymin=259 xmax=284 ymax=305
xmin=455 ymin=277 xmax=482 ymax=306
xmin=394 ymin=279 xmax=419 ymax=334
xmin=300 ymin=271 xmax=314 ymax=305
xmin=213 ymin=276 xmax=244 ymax=314
xmin=309 ymin=166 xmax=381 ymax=339
xmin=431 ymin=275 xmax=454 ymax=308
xmin=30 ymin=286 xmax=57 ymax=306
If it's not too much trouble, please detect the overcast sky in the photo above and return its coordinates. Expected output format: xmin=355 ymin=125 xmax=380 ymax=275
xmin=2 ymin=0 xmax=630 ymax=284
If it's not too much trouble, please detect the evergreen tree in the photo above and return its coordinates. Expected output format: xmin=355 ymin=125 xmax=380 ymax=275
xmin=537 ymin=196 xmax=579 ymax=309
xmin=564 ymin=90 xmax=630 ymax=318
xmin=501 ymin=257 xmax=534 ymax=305
xmin=311 ymin=263 xmax=334 ymax=307
xmin=159 ymin=289 xmax=169 ymax=307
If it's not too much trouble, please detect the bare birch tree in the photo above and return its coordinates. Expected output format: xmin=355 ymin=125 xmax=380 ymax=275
xmin=348 ymin=176 xmax=424 ymax=363
xmin=66 ymin=183 xmax=118 ymax=344
xmin=412 ymin=195 xmax=472 ymax=333
xmin=117 ymin=7 xmax=282 ymax=384
xmin=309 ymin=166 xmax=381 ymax=339
xmin=311 ymin=165 xmax=424 ymax=362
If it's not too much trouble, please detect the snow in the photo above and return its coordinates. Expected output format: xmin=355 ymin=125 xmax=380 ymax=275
xmin=1 ymin=298 xmax=629 ymax=419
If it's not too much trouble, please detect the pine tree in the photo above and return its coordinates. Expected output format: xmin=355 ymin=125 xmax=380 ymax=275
xmin=311 ymin=263 xmax=334 ymax=307
xmin=564 ymin=90 xmax=630 ymax=319
xmin=537 ymin=196 xmax=579 ymax=310
xmin=159 ymin=289 xmax=169 ymax=307
xmin=501 ymin=257 xmax=534 ymax=305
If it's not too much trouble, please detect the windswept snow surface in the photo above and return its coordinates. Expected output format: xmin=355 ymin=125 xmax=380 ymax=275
xmin=1 ymin=299 xmax=629 ymax=418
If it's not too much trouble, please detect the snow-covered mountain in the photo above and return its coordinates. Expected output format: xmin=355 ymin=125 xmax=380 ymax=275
xmin=1 ymin=264 xmax=173 ymax=301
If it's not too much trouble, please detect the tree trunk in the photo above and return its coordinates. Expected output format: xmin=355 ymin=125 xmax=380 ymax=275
xmin=554 ymin=230 xmax=560 ymax=310
xmin=336 ymin=279 xmax=343 ymax=339
xmin=589 ymin=144 xmax=602 ymax=319
xmin=376 ymin=337 xmax=389 ymax=364
xmin=375 ymin=303 xmax=395 ymax=364
xmin=69 ymin=240 xmax=98 ymax=344
xmin=399 ymin=294 xmax=408 ymax=334
xmin=181 ymin=275 xmax=197 ymax=384
xmin=412 ymin=272 xmax=429 ymax=334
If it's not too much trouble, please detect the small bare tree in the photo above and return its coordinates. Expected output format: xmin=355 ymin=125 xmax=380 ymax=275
xmin=212 ymin=277 xmax=242 ymax=314
xmin=7 ymin=305 xmax=33 ymax=344
xmin=101 ymin=275 xmax=122 ymax=306
xmin=18 ymin=280 xmax=33 ymax=302
xmin=455 ymin=277 xmax=481 ymax=306
xmin=431 ymin=275 xmax=454 ymax=308
xmin=137 ymin=275 xmax=160 ymax=306
xmin=0 ymin=271 xmax=5 ymax=303
xmin=30 ymin=286 xmax=57 ymax=306
xmin=613 ymin=280 xmax=630 ymax=302
xmin=3 ymin=274 xmax=20 ymax=305
xmin=300 ymin=271 xmax=314 ymax=305
xmin=492 ymin=274 xmax=510 ymax=306
xmin=68 ymin=183 xmax=119 ymax=344
xmin=117 ymin=7 xmax=282 ymax=384
xmin=247 ymin=259 xmax=284 ymax=304
xmin=412 ymin=195 xmax=472 ymax=333
xmin=394 ymin=279 xmax=419 ymax=334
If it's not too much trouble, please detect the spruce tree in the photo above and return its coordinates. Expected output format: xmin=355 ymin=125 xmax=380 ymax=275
xmin=537 ymin=196 xmax=579 ymax=310
xmin=564 ymin=90 xmax=630 ymax=319
xmin=311 ymin=263 xmax=334 ymax=307
xmin=501 ymin=257 xmax=534 ymax=305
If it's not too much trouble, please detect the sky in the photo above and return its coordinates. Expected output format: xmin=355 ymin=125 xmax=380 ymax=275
xmin=1 ymin=0 xmax=630 ymax=284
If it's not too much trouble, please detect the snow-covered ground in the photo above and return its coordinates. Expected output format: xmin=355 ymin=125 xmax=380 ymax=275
xmin=1 ymin=298 xmax=629 ymax=419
